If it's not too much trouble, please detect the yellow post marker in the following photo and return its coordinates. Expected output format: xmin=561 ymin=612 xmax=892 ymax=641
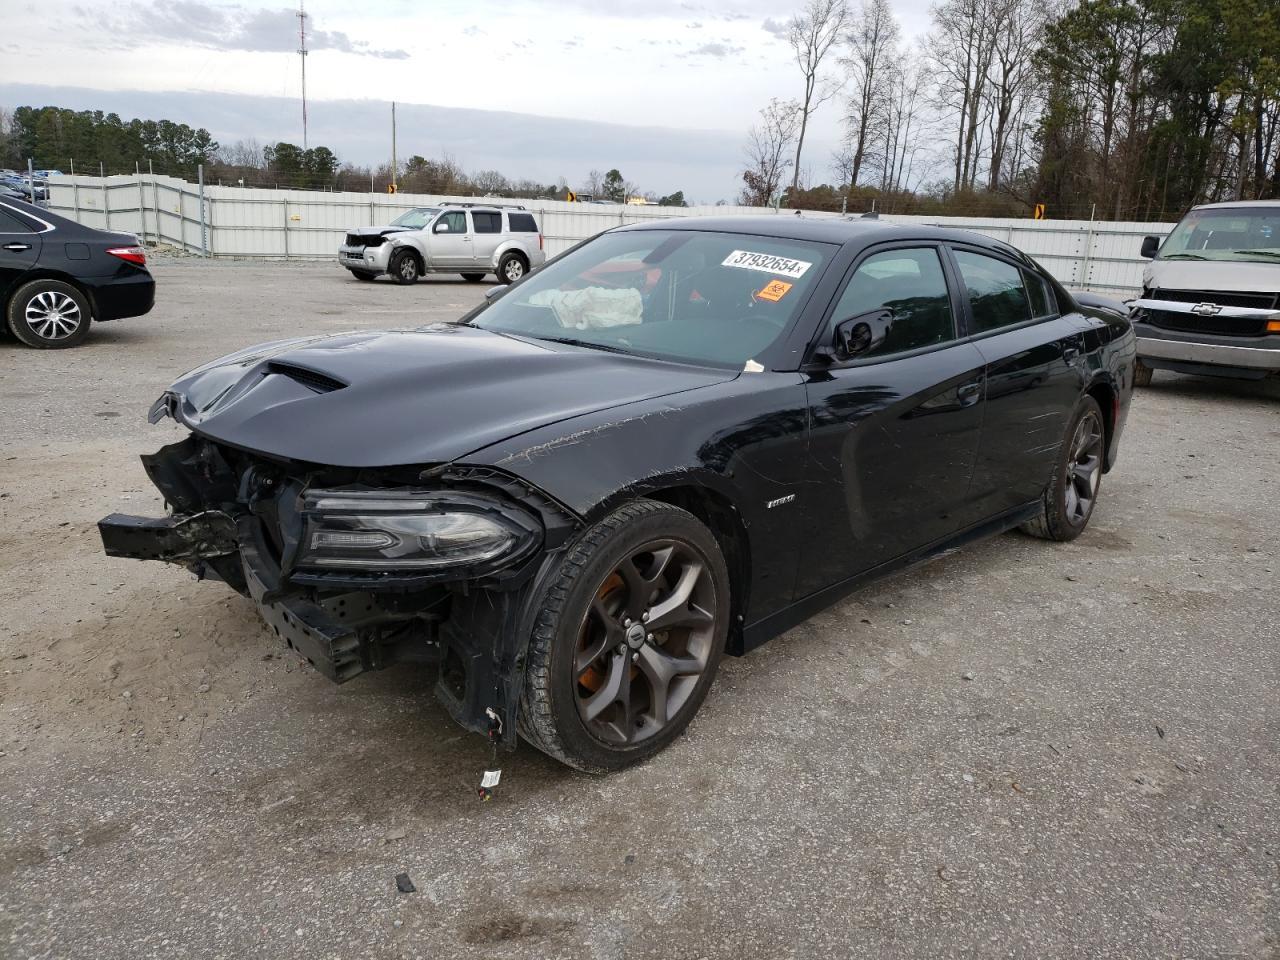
xmin=387 ymin=184 xmax=397 ymax=195
xmin=1033 ymin=203 xmax=1046 ymax=219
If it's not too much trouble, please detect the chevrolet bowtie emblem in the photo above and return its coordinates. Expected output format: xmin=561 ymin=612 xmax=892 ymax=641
xmin=1190 ymin=302 xmax=1222 ymax=316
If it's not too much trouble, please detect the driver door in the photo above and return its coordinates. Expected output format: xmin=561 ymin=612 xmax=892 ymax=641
xmin=428 ymin=210 xmax=474 ymax=269
xmin=795 ymin=244 xmax=987 ymax=598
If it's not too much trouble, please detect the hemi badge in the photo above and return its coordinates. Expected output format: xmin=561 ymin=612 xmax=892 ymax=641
xmin=766 ymin=495 xmax=796 ymax=509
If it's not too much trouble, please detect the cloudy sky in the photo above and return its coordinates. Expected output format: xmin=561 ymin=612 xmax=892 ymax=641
xmin=1 ymin=0 xmax=935 ymax=201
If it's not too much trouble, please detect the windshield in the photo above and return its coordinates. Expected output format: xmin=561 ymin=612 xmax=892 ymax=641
xmin=391 ymin=207 xmax=441 ymax=230
xmin=1158 ymin=207 xmax=1280 ymax=262
xmin=472 ymin=229 xmax=834 ymax=367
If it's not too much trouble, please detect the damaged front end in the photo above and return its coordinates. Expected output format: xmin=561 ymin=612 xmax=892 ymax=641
xmin=99 ymin=434 xmax=579 ymax=746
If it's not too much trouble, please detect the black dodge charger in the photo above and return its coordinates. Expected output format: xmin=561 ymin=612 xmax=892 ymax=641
xmin=0 ymin=196 xmax=155 ymax=348
xmin=100 ymin=216 xmax=1136 ymax=773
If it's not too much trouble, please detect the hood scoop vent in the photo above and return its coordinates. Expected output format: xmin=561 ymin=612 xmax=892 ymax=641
xmin=267 ymin=362 xmax=347 ymax=395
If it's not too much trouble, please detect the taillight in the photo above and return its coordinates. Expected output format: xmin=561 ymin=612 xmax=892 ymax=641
xmin=107 ymin=245 xmax=146 ymax=267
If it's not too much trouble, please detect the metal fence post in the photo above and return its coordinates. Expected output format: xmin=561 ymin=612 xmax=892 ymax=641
xmin=136 ymin=162 xmax=146 ymax=243
xmin=282 ymin=199 xmax=290 ymax=259
xmin=197 ymin=164 xmax=208 ymax=256
xmin=100 ymin=161 xmax=110 ymax=230
xmin=70 ymin=158 xmax=80 ymax=221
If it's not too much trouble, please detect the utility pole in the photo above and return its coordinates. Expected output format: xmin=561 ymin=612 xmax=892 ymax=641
xmin=297 ymin=1 xmax=309 ymax=150
xmin=391 ymin=101 xmax=398 ymax=191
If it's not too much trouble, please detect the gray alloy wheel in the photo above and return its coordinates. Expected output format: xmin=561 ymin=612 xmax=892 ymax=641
xmin=519 ymin=499 xmax=730 ymax=772
xmin=1021 ymin=395 xmax=1105 ymax=542
xmin=389 ymin=249 xmax=419 ymax=285
xmin=573 ymin=538 xmax=718 ymax=746
xmin=1063 ymin=408 xmax=1104 ymax=525
xmin=7 ymin=279 xmax=92 ymax=349
xmin=497 ymin=252 xmax=526 ymax=285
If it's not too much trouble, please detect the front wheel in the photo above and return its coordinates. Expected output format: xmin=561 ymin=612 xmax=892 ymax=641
xmin=388 ymin=250 xmax=420 ymax=285
xmin=7 ymin=279 xmax=92 ymax=348
xmin=1133 ymin=358 xmax=1153 ymax=387
xmin=496 ymin=252 xmax=526 ymax=285
xmin=1021 ymin=396 xmax=1105 ymax=542
xmin=519 ymin=500 xmax=730 ymax=773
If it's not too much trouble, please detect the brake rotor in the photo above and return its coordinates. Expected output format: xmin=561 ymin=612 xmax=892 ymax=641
xmin=578 ymin=572 xmax=624 ymax=693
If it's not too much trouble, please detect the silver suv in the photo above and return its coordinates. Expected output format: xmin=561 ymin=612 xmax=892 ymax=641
xmin=338 ymin=203 xmax=546 ymax=285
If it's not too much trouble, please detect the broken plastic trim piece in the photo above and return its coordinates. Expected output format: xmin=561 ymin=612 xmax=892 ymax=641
xmin=99 ymin=511 xmax=238 ymax=563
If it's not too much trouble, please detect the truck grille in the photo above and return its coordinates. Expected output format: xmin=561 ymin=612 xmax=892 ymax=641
xmin=1144 ymin=289 xmax=1278 ymax=338
xmin=344 ymin=234 xmax=385 ymax=248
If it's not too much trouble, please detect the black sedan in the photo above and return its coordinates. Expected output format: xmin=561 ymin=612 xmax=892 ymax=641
xmin=98 ymin=217 xmax=1136 ymax=774
xmin=1 ymin=196 xmax=155 ymax=348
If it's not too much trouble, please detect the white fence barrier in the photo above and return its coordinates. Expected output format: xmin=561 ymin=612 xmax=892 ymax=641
xmin=46 ymin=174 xmax=1173 ymax=296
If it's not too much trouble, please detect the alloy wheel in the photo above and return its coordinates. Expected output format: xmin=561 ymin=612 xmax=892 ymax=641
xmin=24 ymin=291 xmax=82 ymax=340
xmin=574 ymin=539 xmax=718 ymax=745
xmin=1064 ymin=410 xmax=1103 ymax=524
xmin=399 ymin=258 xmax=418 ymax=281
xmin=504 ymin=259 xmax=524 ymax=281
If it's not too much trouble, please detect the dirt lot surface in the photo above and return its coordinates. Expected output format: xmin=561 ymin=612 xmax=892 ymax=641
xmin=1 ymin=259 xmax=1277 ymax=959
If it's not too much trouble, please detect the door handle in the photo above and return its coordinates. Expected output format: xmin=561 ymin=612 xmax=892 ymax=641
xmin=1062 ymin=343 xmax=1081 ymax=361
xmin=2 ymin=242 xmax=31 ymax=252
xmin=956 ymin=381 xmax=982 ymax=406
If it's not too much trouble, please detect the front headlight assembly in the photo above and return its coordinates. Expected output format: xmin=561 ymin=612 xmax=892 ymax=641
xmin=295 ymin=489 xmax=541 ymax=574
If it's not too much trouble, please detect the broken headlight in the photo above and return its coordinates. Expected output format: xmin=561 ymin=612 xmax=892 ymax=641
xmin=296 ymin=490 xmax=537 ymax=571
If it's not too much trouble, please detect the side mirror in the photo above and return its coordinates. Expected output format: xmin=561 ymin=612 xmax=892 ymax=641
xmin=1140 ymin=236 xmax=1160 ymax=259
xmin=483 ymin=284 xmax=506 ymax=302
xmin=833 ymin=309 xmax=893 ymax=360
xmin=434 ymin=222 xmax=451 ymax=234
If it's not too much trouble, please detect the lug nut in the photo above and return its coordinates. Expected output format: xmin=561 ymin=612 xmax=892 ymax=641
xmin=617 ymin=644 xmax=626 ymax=654
xmin=623 ymin=618 xmax=632 ymax=627
xmin=641 ymin=611 xmax=650 ymax=622
xmin=646 ymin=633 xmax=654 ymax=642
xmin=631 ymin=652 xmax=639 ymax=662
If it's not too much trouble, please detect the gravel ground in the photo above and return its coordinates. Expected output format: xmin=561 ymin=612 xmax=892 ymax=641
xmin=1 ymin=259 xmax=1277 ymax=960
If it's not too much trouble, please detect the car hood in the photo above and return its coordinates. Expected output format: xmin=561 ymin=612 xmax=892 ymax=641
xmin=347 ymin=225 xmax=411 ymax=239
xmin=164 ymin=325 xmax=735 ymax=467
xmin=1143 ymin=259 xmax=1280 ymax=292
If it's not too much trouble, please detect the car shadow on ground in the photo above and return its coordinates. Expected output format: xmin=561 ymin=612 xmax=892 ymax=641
xmin=1142 ymin=372 xmax=1280 ymax=403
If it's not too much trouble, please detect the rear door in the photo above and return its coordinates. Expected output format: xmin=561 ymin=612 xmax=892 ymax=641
xmin=947 ymin=245 xmax=1087 ymax=515
xmin=427 ymin=210 xmax=474 ymax=269
xmin=0 ymin=204 xmax=41 ymax=303
xmin=470 ymin=210 xmax=503 ymax=270
xmin=796 ymin=243 xmax=988 ymax=597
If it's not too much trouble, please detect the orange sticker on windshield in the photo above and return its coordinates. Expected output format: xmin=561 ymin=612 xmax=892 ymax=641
xmin=756 ymin=280 xmax=793 ymax=302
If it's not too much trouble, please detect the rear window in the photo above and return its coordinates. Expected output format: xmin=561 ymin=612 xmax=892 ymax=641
xmin=0 ymin=206 xmax=35 ymax=232
xmin=508 ymin=213 xmax=539 ymax=233
xmin=472 ymin=211 xmax=502 ymax=234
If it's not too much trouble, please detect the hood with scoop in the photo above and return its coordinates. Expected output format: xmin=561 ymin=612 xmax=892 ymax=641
xmin=162 ymin=324 xmax=735 ymax=468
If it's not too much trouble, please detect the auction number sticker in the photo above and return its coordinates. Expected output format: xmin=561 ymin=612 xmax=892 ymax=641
xmin=721 ymin=250 xmax=812 ymax=279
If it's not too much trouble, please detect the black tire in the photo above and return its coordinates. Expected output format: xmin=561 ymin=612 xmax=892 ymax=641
xmin=519 ymin=500 xmax=731 ymax=773
xmin=461 ymin=273 xmax=487 ymax=283
xmin=496 ymin=252 xmax=527 ymax=285
xmin=1133 ymin=358 xmax=1153 ymax=387
xmin=1021 ymin=395 xmax=1105 ymax=542
xmin=6 ymin=279 xmax=93 ymax=349
xmin=388 ymin=249 xmax=420 ymax=285
xmin=348 ymin=269 xmax=377 ymax=282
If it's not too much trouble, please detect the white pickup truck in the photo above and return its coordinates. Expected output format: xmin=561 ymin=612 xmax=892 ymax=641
xmin=1130 ymin=200 xmax=1280 ymax=384
xmin=338 ymin=203 xmax=546 ymax=285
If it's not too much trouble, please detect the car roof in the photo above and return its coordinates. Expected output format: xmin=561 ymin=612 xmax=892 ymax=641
xmin=1190 ymin=200 xmax=1280 ymax=211
xmin=618 ymin=214 xmax=1031 ymax=260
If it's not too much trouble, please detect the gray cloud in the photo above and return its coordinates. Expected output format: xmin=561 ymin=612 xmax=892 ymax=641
xmin=761 ymin=17 xmax=788 ymax=37
xmin=80 ymin=2 xmax=409 ymax=59
xmin=681 ymin=42 xmax=746 ymax=58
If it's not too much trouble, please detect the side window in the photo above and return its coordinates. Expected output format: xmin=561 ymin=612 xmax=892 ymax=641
xmin=953 ymin=249 xmax=1032 ymax=333
xmin=828 ymin=247 xmax=955 ymax=358
xmin=472 ymin=211 xmax=502 ymax=234
xmin=434 ymin=211 xmax=467 ymax=234
xmin=1024 ymin=270 xmax=1057 ymax=318
xmin=508 ymin=213 xmax=539 ymax=232
xmin=0 ymin=207 xmax=34 ymax=233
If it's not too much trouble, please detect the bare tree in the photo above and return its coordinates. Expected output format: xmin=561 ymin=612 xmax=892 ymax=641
xmin=218 ymin=137 xmax=264 ymax=168
xmin=926 ymin=0 xmax=1001 ymax=192
xmin=982 ymin=0 xmax=1044 ymax=191
xmin=786 ymin=0 xmax=849 ymax=196
xmin=840 ymin=0 xmax=901 ymax=191
xmin=740 ymin=98 xmax=802 ymax=206
xmin=582 ymin=169 xmax=604 ymax=196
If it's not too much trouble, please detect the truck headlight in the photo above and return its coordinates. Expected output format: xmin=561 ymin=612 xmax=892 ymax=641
xmin=296 ymin=490 xmax=538 ymax=571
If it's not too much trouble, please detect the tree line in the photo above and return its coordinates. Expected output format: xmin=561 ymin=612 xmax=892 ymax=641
xmin=0 ymin=106 xmax=688 ymax=204
xmin=744 ymin=0 xmax=1280 ymax=220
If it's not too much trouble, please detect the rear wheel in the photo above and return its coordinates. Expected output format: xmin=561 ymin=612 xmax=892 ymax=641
xmin=7 ymin=279 xmax=92 ymax=348
xmin=519 ymin=500 xmax=730 ymax=772
xmin=348 ymin=269 xmax=377 ymax=282
xmin=1133 ymin=358 xmax=1153 ymax=387
xmin=461 ymin=273 xmax=487 ymax=283
xmin=1021 ymin=396 xmax=1105 ymax=542
xmin=389 ymin=250 xmax=420 ymax=285
xmin=497 ymin=252 xmax=527 ymax=285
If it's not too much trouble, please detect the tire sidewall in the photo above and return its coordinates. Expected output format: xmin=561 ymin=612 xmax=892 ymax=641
xmin=539 ymin=506 xmax=730 ymax=772
xmin=390 ymin=250 xmax=419 ymax=284
xmin=497 ymin=253 xmax=525 ymax=285
xmin=7 ymin=279 xmax=92 ymax=348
